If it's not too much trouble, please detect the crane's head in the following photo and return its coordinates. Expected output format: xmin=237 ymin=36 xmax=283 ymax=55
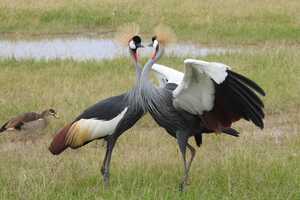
xmin=128 ymin=35 xmax=144 ymax=61
xmin=114 ymin=23 xmax=143 ymax=62
xmin=148 ymin=25 xmax=176 ymax=60
xmin=148 ymin=36 xmax=160 ymax=59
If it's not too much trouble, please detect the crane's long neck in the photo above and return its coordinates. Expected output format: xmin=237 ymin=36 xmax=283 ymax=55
xmin=127 ymin=48 xmax=144 ymax=111
xmin=141 ymin=47 xmax=164 ymax=86
xmin=139 ymin=46 xmax=165 ymax=114
xmin=129 ymin=49 xmax=142 ymax=85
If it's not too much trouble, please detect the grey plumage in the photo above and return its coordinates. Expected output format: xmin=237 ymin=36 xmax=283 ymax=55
xmin=49 ymin=35 xmax=146 ymax=187
xmin=138 ymin=37 xmax=265 ymax=191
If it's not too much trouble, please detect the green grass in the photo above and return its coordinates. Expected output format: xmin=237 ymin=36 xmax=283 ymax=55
xmin=0 ymin=47 xmax=299 ymax=199
xmin=1 ymin=132 xmax=300 ymax=200
xmin=0 ymin=0 xmax=300 ymax=44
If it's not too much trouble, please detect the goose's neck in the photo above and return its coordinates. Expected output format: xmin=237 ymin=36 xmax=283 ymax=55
xmin=41 ymin=110 xmax=47 ymax=117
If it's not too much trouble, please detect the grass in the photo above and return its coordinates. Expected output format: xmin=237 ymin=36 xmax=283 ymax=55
xmin=0 ymin=46 xmax=299 ymax=199
xmin=0 ymin=0 xmax=300 ymax=44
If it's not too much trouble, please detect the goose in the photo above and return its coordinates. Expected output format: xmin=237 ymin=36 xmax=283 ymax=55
xmin=0 ymin=109 xmax=58 ymax=133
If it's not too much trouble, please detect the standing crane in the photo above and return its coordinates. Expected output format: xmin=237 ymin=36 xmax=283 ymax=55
xmin=139 ymin=31 xmax=265 ymax=191
xmin=49 ymin=34 xmax=145 ymax=186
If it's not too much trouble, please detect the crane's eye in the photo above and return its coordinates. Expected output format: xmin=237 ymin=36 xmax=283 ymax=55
xmin=129 ymin=40 xmax=136 ymax=49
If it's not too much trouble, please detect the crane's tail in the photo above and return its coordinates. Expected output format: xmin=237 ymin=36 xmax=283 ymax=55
xmin=49 ymin=124 xmax=72 ymax=155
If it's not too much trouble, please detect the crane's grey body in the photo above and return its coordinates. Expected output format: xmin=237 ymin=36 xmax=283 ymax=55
xmin=138 ymin=38 xmax=265 ymax=191
xmin=73 ymin=52 xmax=145 ymax=184
xmin=140 ymin=62 xmax=202 ymax=136
xmin=139 ymin=53 xmax=202 ymax=190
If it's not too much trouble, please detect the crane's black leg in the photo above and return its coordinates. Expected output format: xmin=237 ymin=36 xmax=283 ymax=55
xmin=101 ymin=136 xmax=117 ymax=187
xmin=100 ymin=140 xmax=109 ymax=175
xmin=186 ymin=143 xmax=196 ymax=184
xmin=176 ymin=131 xmax=189 ymax=191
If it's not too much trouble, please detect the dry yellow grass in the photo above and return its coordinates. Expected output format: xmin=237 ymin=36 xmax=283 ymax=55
xmin=0 ymin=0 xmax=299 ymax=44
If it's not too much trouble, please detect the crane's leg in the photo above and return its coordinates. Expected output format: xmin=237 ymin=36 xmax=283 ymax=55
xmin=186 ymin=143 xmax=196 ymax=185
xmin=100 ymin=142 xmax=109 ymax=175
xmin=176 ymin=131 xmax=189 ymax=191
xmin=100 ymin=136 xmax=117 ymax=187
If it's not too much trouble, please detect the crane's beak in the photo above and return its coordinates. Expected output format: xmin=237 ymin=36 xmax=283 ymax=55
xmin=148 ymin=43 xmax=154 ymax=47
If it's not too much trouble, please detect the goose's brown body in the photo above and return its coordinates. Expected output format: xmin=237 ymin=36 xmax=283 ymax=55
xmin=0 ymin=109 xmax=57 ymax=133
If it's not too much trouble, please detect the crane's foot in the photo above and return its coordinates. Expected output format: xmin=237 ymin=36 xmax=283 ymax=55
xmin=102 ymin=172 xmax=110 ymax=188
xmin=179 ymin=182 xmax=187 ymax=192
xmin=178 ymin=175 xmax=189 ymax=192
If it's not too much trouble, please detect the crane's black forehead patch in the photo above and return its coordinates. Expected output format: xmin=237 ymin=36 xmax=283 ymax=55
xmin=132 ymin=35 xmax=141 ymax=44
xmin=152 ymin=36 xmax=157 ymax=42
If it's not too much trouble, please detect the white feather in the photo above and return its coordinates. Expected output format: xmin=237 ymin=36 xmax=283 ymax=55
xmin=183 ymin=59 xmax=230 ymax=84
xmin=152 ymin=63 xmax=184 ymax=87
xmin=129 ymin=40 xmax=136 ymax=49
xmin=76 ymin=107 xmax=128 ymax=140
xmin=173 ymin=59 xmax=230 ymax=115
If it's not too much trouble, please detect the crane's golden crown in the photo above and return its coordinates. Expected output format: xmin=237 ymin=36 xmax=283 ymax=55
xmin=154 ymin=24 xmax=177 ymax=46
xmin=115 ymin=23 xmax=140 ymax=46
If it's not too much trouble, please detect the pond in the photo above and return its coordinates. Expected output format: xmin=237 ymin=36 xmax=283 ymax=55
xmin=0 ymin=37 xmax=235 ymax=61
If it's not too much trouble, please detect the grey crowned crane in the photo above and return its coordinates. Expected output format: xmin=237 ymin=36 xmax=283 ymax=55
xmin=0 ymin=109 xmax=58 ymax=133
xmin=49 ymin=34 xmax=145 ymax=186
xmin=139 ymin=32 xmax=265 ymax=191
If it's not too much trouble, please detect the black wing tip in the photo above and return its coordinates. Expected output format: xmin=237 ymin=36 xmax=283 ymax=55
xmin=228 ymin=70 xmax=266 ymax=96
xmin=255 ymin=120 xmax=264 ymax=129
xmin=221 ymin=128 xmax=240 ymax=137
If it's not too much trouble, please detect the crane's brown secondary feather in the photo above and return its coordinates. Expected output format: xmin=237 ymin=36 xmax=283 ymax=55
xmin=201 ymin=70 xmax=265 ymax=131
xmin=49 ymin=124 xmax=72 ymax=155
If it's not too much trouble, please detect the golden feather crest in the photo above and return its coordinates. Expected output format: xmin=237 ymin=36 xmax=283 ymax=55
xmin=115 ymin=23 xmax=140 ymax=46
xmin=153 ymin=24 xmax=177 ymax=46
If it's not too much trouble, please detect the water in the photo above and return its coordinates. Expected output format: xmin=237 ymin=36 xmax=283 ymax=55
xmin=0 ymin=37 xmax=234 ymax=61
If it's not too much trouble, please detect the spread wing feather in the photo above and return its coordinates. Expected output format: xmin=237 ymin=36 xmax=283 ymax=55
xmin=173 ymin=59 xmax=265 ymax=130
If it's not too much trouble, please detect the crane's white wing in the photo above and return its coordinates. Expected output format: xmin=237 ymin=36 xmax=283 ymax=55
xmin=173 ymin=59 xmax=230 ymax=115
xmin=152 ymin=63 xmax=184 ymax=87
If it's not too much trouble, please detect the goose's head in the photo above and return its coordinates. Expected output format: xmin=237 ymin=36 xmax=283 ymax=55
xmin=43 ymin=109 xmax=59 ymax=118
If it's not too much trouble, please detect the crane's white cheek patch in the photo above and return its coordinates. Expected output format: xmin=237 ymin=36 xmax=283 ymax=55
xmin=66 ymin=107 xmax=128 ymax=148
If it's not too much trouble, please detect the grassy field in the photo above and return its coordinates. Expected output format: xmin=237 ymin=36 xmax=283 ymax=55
xmin=0 ymin=0 xmax=300 ymax=44
xmin=0 ymin=46 xmax=299 ymax=199
xmin=0 ymin=1 xmax=299 ymax=198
